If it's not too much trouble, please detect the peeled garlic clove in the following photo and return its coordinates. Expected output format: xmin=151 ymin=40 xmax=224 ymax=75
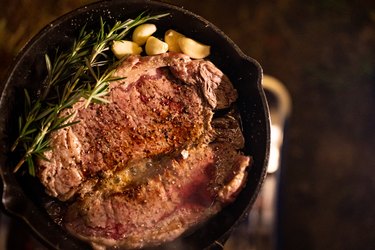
xmin=132 ymin=23 xmax=157 ymax=46
xmin=178 ymin=37 xmax=210 ymax=59
xmin=164 ymin=29 xmax=185 ymax=53
xmin=111 ymin=40 xmax=143 ymax=59
xmin=145 ymin=36 xmax=169 ymax=55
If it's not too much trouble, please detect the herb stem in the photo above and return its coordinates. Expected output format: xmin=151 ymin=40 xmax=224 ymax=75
xmin=13 ymin=120 xmax=51 ymax=173
xmin=12 ymin=12 xmax=169 ymax=175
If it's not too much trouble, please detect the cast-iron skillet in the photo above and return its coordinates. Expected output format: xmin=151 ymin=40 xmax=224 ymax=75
xmin=0 ymin=0 xmax=270 ymax=249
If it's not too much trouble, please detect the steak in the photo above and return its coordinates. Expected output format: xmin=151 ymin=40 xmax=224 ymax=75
xmin=37 ymin=52 xmax=250 ymax=249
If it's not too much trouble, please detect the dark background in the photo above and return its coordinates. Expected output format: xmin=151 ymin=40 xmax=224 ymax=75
xmin=1 ymin=0 xmax=375 ymax=249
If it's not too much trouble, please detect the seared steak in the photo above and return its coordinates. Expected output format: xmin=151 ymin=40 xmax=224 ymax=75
xmin=37 ymin=52 xmax=250 ymax=249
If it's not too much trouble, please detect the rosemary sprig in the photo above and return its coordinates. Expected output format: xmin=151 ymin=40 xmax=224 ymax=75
xmin=11 ymin=12 xmax=169 ymax=175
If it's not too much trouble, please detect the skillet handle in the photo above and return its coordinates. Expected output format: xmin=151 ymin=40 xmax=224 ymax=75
xmin=262 ymin=75 xmax=292 ymax=174
xmin=248 ymin=75 xmax=292 ymax=248
xmin=224 ymin=75 xmax=292 ymax=250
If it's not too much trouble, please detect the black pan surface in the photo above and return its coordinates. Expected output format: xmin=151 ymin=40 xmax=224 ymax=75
xmin=0 ymin=0 xmax=270 ymax=249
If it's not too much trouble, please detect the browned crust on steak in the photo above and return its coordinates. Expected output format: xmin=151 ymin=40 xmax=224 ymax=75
xmin=36 ymin=53 xmax=248 ymax=249
xmin=38 ymin=53 xmax=228 ymax=200
xmin=64 ymin=143 xmax=250 ymax=249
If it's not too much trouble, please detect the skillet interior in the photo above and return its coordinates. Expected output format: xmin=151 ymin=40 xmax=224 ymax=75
xmin=0 ymin=0 xmax=270 ymax=249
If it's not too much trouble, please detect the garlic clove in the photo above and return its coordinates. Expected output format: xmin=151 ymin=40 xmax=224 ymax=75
xmin=164 ymin=29 xmax=185 ymax=53
xmin=178 ymin=37 xmax=210 ymax=59
xmin=111 ymin=40 xmax=143 ymax=59
xmin=145 ymin=36 xmax=169 ymax=56
xmin=132 ymin=23 xmax=157 ymax=46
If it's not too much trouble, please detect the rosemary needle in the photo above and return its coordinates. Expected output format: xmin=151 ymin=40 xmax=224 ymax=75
xmin=12 ymin=12 xmax=169 ymax=175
